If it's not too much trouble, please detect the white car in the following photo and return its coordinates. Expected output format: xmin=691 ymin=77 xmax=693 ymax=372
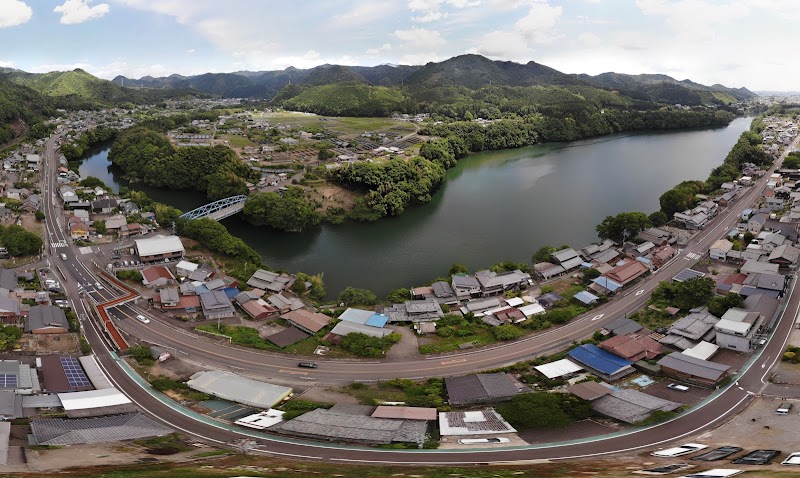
xmin=95 ymin=282 xmax=104 ymax=290
xmin=782 ymin=452 xmax=800 ymax=465
xmin=667 ymin=383 xmax=690 ymax=392
xmin=458 ymin=437 xmax=511 ymax=445
xmin=651 ymin=443 xmax=708 ymax=457
xmin=135 ymin=314 xmax=151 ymax=324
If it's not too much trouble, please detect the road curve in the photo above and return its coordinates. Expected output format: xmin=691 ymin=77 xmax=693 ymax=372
xmin=40 ymin=131 xmax=800 ymax=463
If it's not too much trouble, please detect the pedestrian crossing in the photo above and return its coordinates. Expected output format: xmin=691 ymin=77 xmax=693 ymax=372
xmin=684 ymin=252 xmax=702 ymax=261
xmin=51 ymin=241 xmax=67 ymax=248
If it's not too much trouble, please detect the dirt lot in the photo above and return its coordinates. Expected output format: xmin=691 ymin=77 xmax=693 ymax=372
xmin=384 ymin=325 xmax=420 ymax=360
xmin=307 ymin=181 xmax=358 ymax=212
xmin=23 ymin=442 xmax=218 ymax=472
xmin=296 ymin=385 xmax=360 ymax=405
xmin=18 ymin=333 xmax=80 ymax=354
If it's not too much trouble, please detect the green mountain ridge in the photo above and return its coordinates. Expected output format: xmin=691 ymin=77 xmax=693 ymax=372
xmin=0 ymin=79 xmax=53 ymax=144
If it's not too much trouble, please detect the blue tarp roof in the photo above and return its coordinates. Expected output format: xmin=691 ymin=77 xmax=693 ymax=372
xmin=636 ymin=256 xmax=652 ymax=265
xmin=568 ymin=344 xmax=632 ymax=375
xmin=365 ymin=313 xmax=389 ymax=328
xmin=592 ymin=277 xmax=623 ymax=293
xmin=194 ymin=285 xmax=209 ymax=294
xmin=223 ymin=287 xmax=240 ymax=300
xmin=574 ymin=290 xmax=600 ymax=304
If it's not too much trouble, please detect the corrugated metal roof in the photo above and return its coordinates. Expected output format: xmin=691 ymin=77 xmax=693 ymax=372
xmin=657 ymin=353 xmax=730 ymax=380
xmin=330 ymin=321 xmax=390 ymax=338
xmin=534 ymin=358 xmax=583 ymax=379
xmin=187 ymin=370 xmax=292 ymax=409
xmin=568 ymin=381 xmax=612 ymax=401
xmin=78 ymin=356 xmax=113 ymax=390
xmin=568 ymin=344 xmax=632 ymax=375
xmin=371 ymin=406 xmax=437 ymax=421
xmin=58 ymin=388 xmax=131 ymax=411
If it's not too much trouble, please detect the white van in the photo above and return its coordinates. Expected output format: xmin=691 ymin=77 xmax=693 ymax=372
xmin=651 ymin=443 xmax=707 ymax=457
xmin=776 ymin=402 xmax=793 ymax=415
xmin=458 ymin=437 xmax=510 ymax=445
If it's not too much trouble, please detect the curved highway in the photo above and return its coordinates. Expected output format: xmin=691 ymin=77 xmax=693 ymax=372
xmin=39 ymin=131 xmax=800 ymax=463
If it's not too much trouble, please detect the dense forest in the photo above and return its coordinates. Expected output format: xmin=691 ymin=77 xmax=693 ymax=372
xmin=107 ymin=127 xmax=256 ymax=201
xmin=0 ymin=79 xmax=54 ymax=145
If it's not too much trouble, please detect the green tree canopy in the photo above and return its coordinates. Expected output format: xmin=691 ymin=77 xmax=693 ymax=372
xmin=386 ymin=288 xmax=411 ymax=304
xmin=596 ymin=211 xmax=651 ymax=243
xmin=338 ymin=287 xmax=378 ymax=306
xmin=707 ymin=293 xmax=745 ymax=318
xmin=649 ymin=210 xmax=669 ymax=227
xmin=652 ymin=277 xmax=715 ymax=311
xmin=496 ymin=393 xmax=592 ymax=429
xmin=243 ymin=187 xmax=321 ymax=232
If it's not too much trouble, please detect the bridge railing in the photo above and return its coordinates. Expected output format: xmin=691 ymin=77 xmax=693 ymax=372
xmin=179 ymin=195 xmax=248 ymax=221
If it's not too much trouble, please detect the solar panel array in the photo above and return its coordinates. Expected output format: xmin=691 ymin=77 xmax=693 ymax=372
xmin=60 ymin=356 xmax=91 ymax=388
xmin=0 ymin=373 xmax=17 ymax=388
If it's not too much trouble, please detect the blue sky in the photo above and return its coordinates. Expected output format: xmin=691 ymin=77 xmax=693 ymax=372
xmin=0 ymin=0 xmax=796 ymax=90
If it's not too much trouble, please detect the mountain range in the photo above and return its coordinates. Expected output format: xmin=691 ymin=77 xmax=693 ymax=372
xmin=106 ymin=54 xmax=755 ymax=105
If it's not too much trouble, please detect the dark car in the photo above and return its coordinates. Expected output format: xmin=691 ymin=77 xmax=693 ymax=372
xmin=732 ymin=449 xmax=780 ymax=465
xmin=692 ymin=446 xmax=743 ymax=461
xmin=298 ymin=362 xmax=318 ymax=369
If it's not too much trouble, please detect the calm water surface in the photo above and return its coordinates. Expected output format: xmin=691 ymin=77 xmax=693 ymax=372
xmin=80 ymin=117 xmax=753 ymax=297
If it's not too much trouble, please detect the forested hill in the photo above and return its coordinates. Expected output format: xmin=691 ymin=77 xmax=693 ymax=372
xmin=0 ymin=79 xmax=53 ymax=145
xmin=0 ymin=68 xmax=204 ymax=109
xmin=111 ymin=54 xmax=755 ymax=106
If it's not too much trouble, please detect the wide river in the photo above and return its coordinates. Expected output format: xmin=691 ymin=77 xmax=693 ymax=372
xmin=81 ymin=116 xmax=753 ymax=298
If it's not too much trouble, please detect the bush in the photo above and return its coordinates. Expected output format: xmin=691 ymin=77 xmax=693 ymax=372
xmin=540 ymin=285 xmax=555 ymax=294
xmin=128 ymin=344 xmax=154 ymax=366
xmin=116 ymin=269 xmax=143 ymax=282
xmin=492 ymin=324 xmax=523 ymax=341
xmin=338 ymin=287 xmax=377 ymax=306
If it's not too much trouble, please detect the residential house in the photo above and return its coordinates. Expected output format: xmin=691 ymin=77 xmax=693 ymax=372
xmin=240 ymin=299 xmax=279 ymax=320
xmin=451 ymin=274 xmax=481 ymax=301
xmin=475 ymin=269 xmax=531 ymax=296
xmin=748 ymin=214 xmax=767 ymax=234
xmin=567 ymin=344 xmax=635 ymax=381
xmin=198 ymin=290 xmax=236 ymax=320
xmin=383 ymin=299 xmax=443 ymax=323
xmin=104 ymin=215 xmax=127 ymax=234
xmin=551 ymin=248 xmax=583 ymax=271
xmin=657 ymin=352 xmax=730 ymax=387
xmin=246 ymin=269 xmax=294 ymax=294
xmin=135 ymin=235 xmax=185 ymax=262
xmin=175 ymin=261 xmax=199 ymax=278
xmin=768 ymin=244 xmax=800 ymax=267
xmin=598 ymin=334 xmax=663 ymax=362
xmin=444 ymin=373 xmax=528 ymax=406
xmin=710 ymin=239 xmax=734 ymax=262
xmin=141 ymin=266 xmax=175 ymax=288
xmin=25 ymin=306 xmax=68 ymax=334
xmin=766 ymin=196 xmax=785 ymax=211
xmin=119 ymin=223 xmax=142 ymax=239
xmin=91 ymin=198 xmax=118 ymax=214
xmin=68 ymin=219 xmax=89 ymax=240
xmin=158 ymin=288 xmax=180 ymax=307
xmin=280 ymin=309 xmax=331 ymax=334
xmin=267 ymin=293 xmax=303 ymax=313
xmin=659 ymin=310 xmax=719 ymax=350
xmin=637 ymin=228 xmax=671 ymax=246
xmin=740 ymin=272 xmax=786 ymax=298
xmin=714 ymin=308 xmax=763 ymax=351
xmin=740 ymin=259 xmax=780 ymax=275
xmin=652 ymin=245 xmax=677 ymax=267
xmin=0 ymin=297 xmax=21 ymax=326
xmin=602 ymin=260 xmax=649 ymax=288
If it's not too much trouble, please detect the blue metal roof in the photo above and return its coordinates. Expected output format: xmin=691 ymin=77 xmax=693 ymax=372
xmin=568 ymin=344 xmax=632 ymax=375
xmin=223 ymin=287 xmax=240 ymax=300
xmin=194 ymin=285 xmax=209 ymax=294
xmin=573 ymin=290 xmax=600 ymax=304
xmin=365 ymin=313 xmax=389 ymax=328
xmin=592 ymin=277 xmax=623 ymax=293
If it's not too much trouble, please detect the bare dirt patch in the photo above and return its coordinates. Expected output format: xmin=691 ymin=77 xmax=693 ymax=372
xmin=296 ymin=386 xmax=360 ymax=405
xmin=307 ymin=181 xmax=358 ymax=212
xmin=18 ymin=333 xmax=80 ymax=354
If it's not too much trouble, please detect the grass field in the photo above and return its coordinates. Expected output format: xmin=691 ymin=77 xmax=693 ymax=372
xmin=255 ymin=111 xmax=417 ymax=136
xmin=221 ymin=134 xmax=257 ymax=148
xmin=418 ymin=326 xmax=496 ymax=354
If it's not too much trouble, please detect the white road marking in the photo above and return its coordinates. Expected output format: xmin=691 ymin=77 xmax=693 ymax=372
xmin=592 ymin=314 xmax=604 ymax=321
xmin=635 ymin=289 xmax=645 ymax=296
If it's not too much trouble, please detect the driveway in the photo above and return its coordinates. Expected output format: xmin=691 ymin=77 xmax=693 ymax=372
xmin=385 ymin=325 xmax=420 ymax=360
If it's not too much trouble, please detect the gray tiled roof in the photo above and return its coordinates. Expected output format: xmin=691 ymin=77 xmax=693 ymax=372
xmin=26 ymin=306 xmax=68 ymax=332
xmin=657 ymin=352 xmax=730 ymax=381
xmin=445 ymin=373 xmax=526 ymax=405
xmin=592 ymin=389 xmax=680 ymax=424
xmin=271 ymin=408 xmax=426 ymax=444
xmin=30 ymin=413 xmax=172 ymax=445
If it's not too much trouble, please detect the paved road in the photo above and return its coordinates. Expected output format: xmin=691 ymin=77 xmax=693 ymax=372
xmin=95 ymin=155 xmax=789 ymax=386
xmin=40 ymin=131 xmax=800 ymax=463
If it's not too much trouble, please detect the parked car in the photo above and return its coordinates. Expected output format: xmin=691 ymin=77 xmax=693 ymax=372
xmin=135 ymin=314 xmax=150 ymax=324
xmin=781 ymin=452 xmax=800 ymax=465
xmin=776 ymin=402 xmax=793 ymax=415
xmin=691 ymin=446 xmax=743 ymax=461
xmin=732 ymin=449 xmax=780 ymax=465
xmin=297 ymin=362 xmax=317 ymax=369
xmin=458 ymin=437 xmax=511 ymax=444
xmin=60 ymin=253 xmax=67 ymax=260
xmin=651 ymin=443 xmax=708 ymax=457
xmin=668 ymin=383 xmax=690 ymax=392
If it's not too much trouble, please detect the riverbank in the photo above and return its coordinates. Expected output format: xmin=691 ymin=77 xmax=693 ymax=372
xmin=78 ymin=117 xmax=754 ymax=297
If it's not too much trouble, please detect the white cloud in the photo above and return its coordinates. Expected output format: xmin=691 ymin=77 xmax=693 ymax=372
xmin=186 ymin=48 xmax=195 ymax=54
xmin=0 ymin=60 xmax=14 ymax=68
xmin=54 ymin=0 xmax=110 ymax=25
xmin=514 ymin=1 xmax=563 ymax=44
xmin=472 ymin=30 xmax=531 ymax=59
xmin=576 ymin=32 xmax=600 ymax=45
xmin=408 ymin=0 xmax=479 ymax=23
xmin=366 ymin=43 xmax=392 ymax=56
xmin=393 ymin=28 xmax=446 ymax=50
xmin=0 ymin=0 xmax=32 ymax=28
xmin=635 ymin=0 xmax=749 ymax=40
xmin=333 ymin=1 xmax=394 ymax=26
